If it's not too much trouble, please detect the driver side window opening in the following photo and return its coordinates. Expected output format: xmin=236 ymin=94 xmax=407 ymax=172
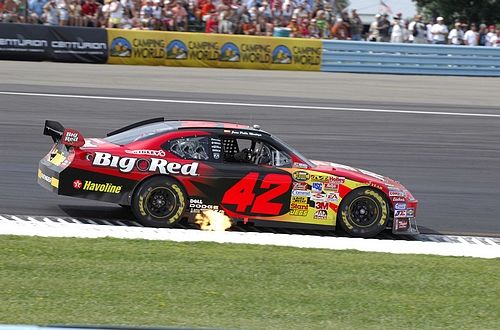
xmin=221 ymin=137 xmax=292 ymax=167
xmin=166 ymin=136 xmax=211 ymax=161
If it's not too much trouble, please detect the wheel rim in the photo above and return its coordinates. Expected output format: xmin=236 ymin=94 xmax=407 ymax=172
xmin=145 ymin=187 xmax=177 ymax=219
xmin=348 ymin=196 xmax=380 ymax=228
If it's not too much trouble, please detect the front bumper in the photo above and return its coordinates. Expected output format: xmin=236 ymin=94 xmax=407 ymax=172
xmin=391 ymin=200 xmax=419 ymax=235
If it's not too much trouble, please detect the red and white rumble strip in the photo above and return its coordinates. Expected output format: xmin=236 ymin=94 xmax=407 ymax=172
xmin=0 ymin=214 xmax=499 ymax=259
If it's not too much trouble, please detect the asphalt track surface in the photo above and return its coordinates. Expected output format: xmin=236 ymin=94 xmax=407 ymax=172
xmin=1 ymin=61 xmax=499 ymax=236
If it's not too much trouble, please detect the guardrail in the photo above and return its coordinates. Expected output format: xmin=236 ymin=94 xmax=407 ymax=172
xmin=321 ymin=40 xmax=500 ymax=77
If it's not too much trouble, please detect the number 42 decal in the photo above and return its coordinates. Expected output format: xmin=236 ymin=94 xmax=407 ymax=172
xmin=221 ymin=172 xmax=292 ymax=215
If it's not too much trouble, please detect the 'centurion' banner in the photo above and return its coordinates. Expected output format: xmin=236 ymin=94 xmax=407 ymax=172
xmin=0 ymin=23 xmax=107 ymax=63
xmin=107 ymin=29 xmax=321 ymax=71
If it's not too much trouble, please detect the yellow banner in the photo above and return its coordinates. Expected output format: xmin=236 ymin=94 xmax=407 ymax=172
xmin=107 ymin=29 xmax=321 ymax=71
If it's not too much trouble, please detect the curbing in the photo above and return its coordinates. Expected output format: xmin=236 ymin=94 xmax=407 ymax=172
xmin=0 ymin=214 xmax=499 ymax=259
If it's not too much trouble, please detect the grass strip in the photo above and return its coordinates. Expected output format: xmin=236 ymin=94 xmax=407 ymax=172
xmin=0 ymin=235 xmax=499 ymax=329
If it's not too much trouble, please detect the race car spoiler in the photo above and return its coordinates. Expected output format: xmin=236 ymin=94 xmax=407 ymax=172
xmin=43 ymin=120 xmax=85 ymax=147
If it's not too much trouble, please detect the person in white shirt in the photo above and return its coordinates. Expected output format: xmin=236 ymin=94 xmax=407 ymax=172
xmin=492 ymin=28 xmax=500 ymax=47
xmin=367 ymin=14 xmax=380 ymax=42
xmin=108 ymin=0 xmax=123 ymax=27
xmin=390 ymin=17 xmax=405 ymax=43
xmin=430 ymin=17 xmax=448 ymax=44
xmin=485 ymin=25 xmax=497 ymax=46
xmin=57 ymin=0 xmax=70 ymax=25
xmin=408 ymin=14 xmax=427 ymax=44
xmin=448 ymin=22 xmax=464 ymax=45
xmin=44 ymin=0 xmax=59 ymax=25
xmin=426 ymin=19 xmax=434 ymax=43
xmin=464 ymin=23 xmax=478 ymax=46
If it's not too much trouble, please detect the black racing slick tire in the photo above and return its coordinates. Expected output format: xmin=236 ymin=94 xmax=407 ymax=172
xmin=337 ymin=187 xmax=390 ymax=238
xmin=131 ymin=176 xmax=187 ymax=228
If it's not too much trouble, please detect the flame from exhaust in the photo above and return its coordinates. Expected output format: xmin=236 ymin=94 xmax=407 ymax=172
xmin=194 ymin=210 xmax=232 ymax=231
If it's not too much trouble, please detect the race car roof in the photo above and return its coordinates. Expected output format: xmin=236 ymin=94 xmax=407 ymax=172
xmin=107 ymin=118 xmax=258 ymax=137
xmin=105 ymin=118 xmax=266 ymax=145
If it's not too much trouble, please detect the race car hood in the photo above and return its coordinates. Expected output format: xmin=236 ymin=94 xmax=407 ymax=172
xmin=309 ymin=160 xmax=404 ymax=190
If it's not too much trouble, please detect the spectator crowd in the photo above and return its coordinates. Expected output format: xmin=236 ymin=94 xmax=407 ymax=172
xmin=0 ymin=0 xmax=499 ymax=45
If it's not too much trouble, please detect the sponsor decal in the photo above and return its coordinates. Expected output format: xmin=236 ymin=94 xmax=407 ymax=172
xmin=290 ymin=202 xmax=308 ymax=210
xmin=0 ymin=38 xmax=48 ymax=48
xmin=290 ymin=209 xmax=308 ymax=216
xmin=314 ymin=209 xmax=328 ymax=220
xmin=74 ymin=180 xmax=122 ymax=193
xmin=324 ymin=183 xmax=339 ymax=192
xmin=38 ymin=169 xmax=59 ymax=188
xmin=292 ymin=182 xmax=308 ymax=190
xmin=272 ymin=45 xmax=292 ymax=64
xmin=166 ymin=39 xmax=188 ymax=59
xmin=211 ymin=137 xmax=222 ymax=160
xmin=311 ymin=193 xmax=327 ymax=202
xmin=291 ymin=190 xmax=310 ymax=197
xmin=311 ymin=182 xmax=323 ymax=193
xmin=326 ymin=192 xmax=339 ymax=203
xmin=51 ymin=41 xmax=106 ymax=50
xmin=395 ymin=218 xmax=409 ymax=231
xmin=293 ymin=162 xmax=308 ymax=169
xmin=62 ymin=128 xmax=84 ymax=147
xmin=106 ymin=29 xmax=320 ymax=70
xmin=370 ymin=182 xmax=385 ymax=190
xmin=125 ymin=149 xmax=166 ymax=157
xmin=394 ymin=202 xmax=407 ymax=210
xmin=391 ymin=196 xmax=406 ymax=202
xmin=110 ymin=37 xmax=132 ymax=57
xmin=407 ymin=208 xmax=415 ymax=217
xmin=293 ymin=170 xmax=310 ymax=182
xmin=310 ymin=174 xmax=330 ymax=182
xmin=224 ymin=129 xmax=262 ymax=137
xmin=330 ymin=176 xmax=346 ymax=184
xmin=389 ymin=189 xmax=405 ymax=197
xmin=189 ymin=198 xmax=220 ymax=213
xmin=219 ymin=42 xmax=240 ymax=62
xmin=394 ymin=210 xmax=407 ymax=218
xmin=315 ymin=201 xmax=329 ymax=210
xmin=291 ymin=196 xmax=308 ymax=204
xmin=40 ymin=172 xmax=52 ymax=184
xmin=92 ymin=152 xmax=199 ymax=175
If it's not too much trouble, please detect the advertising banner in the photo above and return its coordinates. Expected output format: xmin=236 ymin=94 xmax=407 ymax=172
xmin=107 ymin=29 xmax=321 ymax=71
xmin=0 ymin=23 xmax=107 ymax=63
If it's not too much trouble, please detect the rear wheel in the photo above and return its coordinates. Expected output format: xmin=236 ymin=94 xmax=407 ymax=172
xmin=131 ymin=176 xmax=186 ymax=227
xmin=337 ymin=187 xmax=390 ymax=238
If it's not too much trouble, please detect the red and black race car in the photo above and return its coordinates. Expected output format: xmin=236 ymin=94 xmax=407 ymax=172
xmin=38 ymin=118 xmax=418 ymax=237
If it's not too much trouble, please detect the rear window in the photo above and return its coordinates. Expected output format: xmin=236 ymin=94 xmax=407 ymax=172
xmin=104 ymin=122 xmax=177 ymax=145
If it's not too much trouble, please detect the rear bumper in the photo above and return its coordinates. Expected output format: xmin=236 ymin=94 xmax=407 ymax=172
xmin=38 ymin=158 xmax=63 ymax=194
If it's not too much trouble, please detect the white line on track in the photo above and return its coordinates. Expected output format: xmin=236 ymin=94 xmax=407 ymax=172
xmin=1 ymin=91 xmax=500 ymax=118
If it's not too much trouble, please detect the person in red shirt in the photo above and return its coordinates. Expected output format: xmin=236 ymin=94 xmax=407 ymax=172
xmin=200 ymin=0 xmax=214 ymax=20
xmin=82 ymin=0 xmax=99 ymax=26
xmin=204 ymin=8 xmax=217 ymax=33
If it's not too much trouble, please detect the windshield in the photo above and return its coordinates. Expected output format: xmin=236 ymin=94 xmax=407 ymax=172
xmin=104 ymin=122 xmax=177 ymax=145
xmin=271 ymin=134 xmax=314 ymax=167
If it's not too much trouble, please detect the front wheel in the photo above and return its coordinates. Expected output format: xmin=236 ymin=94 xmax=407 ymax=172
xmin=337 ymin=187 xmax=390 ymax=238
xmin=131 ymin=176 xmax=186 ymax=227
